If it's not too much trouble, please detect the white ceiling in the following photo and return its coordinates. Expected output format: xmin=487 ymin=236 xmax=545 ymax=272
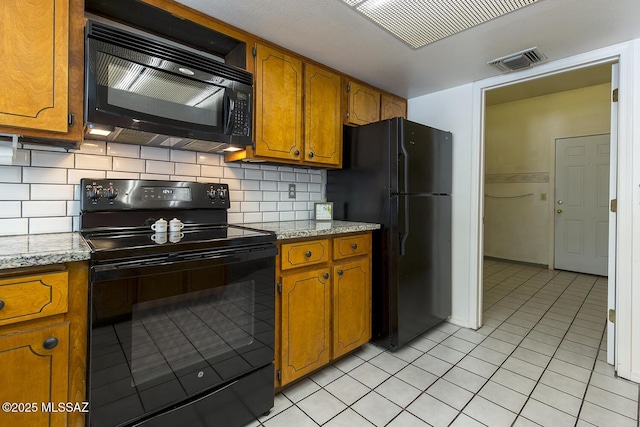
xmin=174 ymin=0 xmax=640 ymax=99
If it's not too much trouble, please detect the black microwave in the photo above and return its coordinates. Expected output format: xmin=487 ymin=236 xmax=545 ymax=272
xmin=84 ymin=20 xmax=253 ymax=153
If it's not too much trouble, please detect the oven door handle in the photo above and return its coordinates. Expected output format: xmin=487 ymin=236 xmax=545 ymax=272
xmin=92 ymin=244 xmax=277 ymax=281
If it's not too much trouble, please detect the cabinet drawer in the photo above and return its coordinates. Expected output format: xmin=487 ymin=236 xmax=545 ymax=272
xmin=0 ymin=271 xmax=69 ymax=327
xmin=333 ymin=233 xmax=371 ymax=260
xmin=281 ymin=239 xmax=330 ymax=270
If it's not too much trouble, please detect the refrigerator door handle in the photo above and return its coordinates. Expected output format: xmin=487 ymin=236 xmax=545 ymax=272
xmin=399 ymin=196 xmax=409 ymax=257
xmin=398 ymin=142 xmax=409 ymax=194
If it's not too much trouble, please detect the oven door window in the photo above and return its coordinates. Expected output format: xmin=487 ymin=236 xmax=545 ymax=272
xmin=89 ymin=256 xmax=274 ymax=427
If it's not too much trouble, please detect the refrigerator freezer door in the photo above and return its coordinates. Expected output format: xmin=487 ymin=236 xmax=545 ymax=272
xmin=389 ymin=194 xmax=452 ymax=349
xmin=395 ymin=119 xmax=452 ymax=195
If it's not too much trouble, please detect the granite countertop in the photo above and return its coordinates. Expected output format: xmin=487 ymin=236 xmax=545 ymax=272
xmin=242 ymin=220 xmax=380 ymax=240
xmin=0 ymin=233 xmax=91 ymax=270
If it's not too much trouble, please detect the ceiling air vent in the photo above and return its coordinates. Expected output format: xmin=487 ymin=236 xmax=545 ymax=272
xmin=488 ymin=47 xmax=547 ymax=72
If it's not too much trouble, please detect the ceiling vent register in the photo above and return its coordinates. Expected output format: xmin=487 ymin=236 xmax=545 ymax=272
xmin=487 ymin=47 xmax=548 ymax=72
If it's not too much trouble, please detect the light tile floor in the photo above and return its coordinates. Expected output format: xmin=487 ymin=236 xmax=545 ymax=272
xmin=245 ymin=259 xmax=639 ymax=426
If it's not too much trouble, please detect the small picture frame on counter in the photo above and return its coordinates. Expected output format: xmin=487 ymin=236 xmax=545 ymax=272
xmin=314 ymin=202 xmax=333 ymax=221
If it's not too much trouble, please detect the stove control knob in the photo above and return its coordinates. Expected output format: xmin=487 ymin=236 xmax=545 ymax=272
xmin=86 ymin=185 xmax=103 ymax=201
xmin=104 ymin=186 xmax=118 ymax=200
xmin=206 ymin=188 xmax=217 ymax=200
xmin=217 ymin=187 xmax=228 ymax=200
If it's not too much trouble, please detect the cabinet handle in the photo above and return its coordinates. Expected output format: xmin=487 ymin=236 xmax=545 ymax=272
xmin=323 ymin=273 xmax=329 ymax=280
xmin=43 ymin=337 xmax=59 ymax=350
xmin=337 ymin=269 xmax=344 ymax=276
xmin=305 ymin=251 xmax=312 ymax=258
xmin=308 ymin=152 xmax=314 ymax=159
xmin=0 ymin=300 xmax=4 ymax=311
xmin=351 ymin=243 xmax=358 ymax=250
xmin=294 ymin=150 xmax=300 ymax=156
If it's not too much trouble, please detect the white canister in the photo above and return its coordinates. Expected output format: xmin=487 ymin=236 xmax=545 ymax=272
xmin=151 ymin=233 xmax=167 ymax=244
xmin=169 ymin=231 xmax=184 ymax=243
xmin=151 ymin=218 xmax=168 ymax=233
xmin=169 ymin=218 xmax=184 ymax=232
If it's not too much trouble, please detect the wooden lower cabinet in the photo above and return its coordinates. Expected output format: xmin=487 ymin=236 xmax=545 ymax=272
xmin=275 ymin=232 xmax=372 ymax=388
xmin=0 ymin=262 xmax=88 ymax=427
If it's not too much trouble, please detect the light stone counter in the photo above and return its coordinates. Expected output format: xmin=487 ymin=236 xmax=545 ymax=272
xmin=0 ymin=233 xmax=91 ymax=270
xmin=241 ymin=220 xmax=380 ymax=240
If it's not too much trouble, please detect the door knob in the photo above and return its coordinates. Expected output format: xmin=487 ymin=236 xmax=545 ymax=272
xmin=557 ymin=209 xmax=563 ymax=214
xmin=557 ymin=200 xmax=564 ymax=205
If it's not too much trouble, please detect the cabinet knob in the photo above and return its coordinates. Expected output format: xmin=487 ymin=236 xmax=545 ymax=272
xmin=305 ymin=251 xmax=312 ymax=258
xmin=43 ymin=337 xmax=59 ymax=350
xmin=308 ymin=152 xmax=314 ymax=159
xmin=323 ymin=273 xmax=329 ymax=280
xmin=294 ymin=150 xmax=300 ymax=156
xmin=351 ymin=243 xmax=358 ymax=250
xmin=337 ymin=269 xmax=344 ymax=276
xmin=0 ymin=300 xmax=4 ymax=311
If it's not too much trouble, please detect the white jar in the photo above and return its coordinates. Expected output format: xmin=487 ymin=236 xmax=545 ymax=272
xmin=169 ymin=218 xmax=184 ymax=232
xmin=151 ymin=218 xmax=168 ymax=233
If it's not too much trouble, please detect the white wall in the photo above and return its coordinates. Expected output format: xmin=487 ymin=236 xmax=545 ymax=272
xmin=408 ymin=83 xmax=475 ymax=327
xmin=0 ymin=142 xmax=323 ymax=235
xmin=408 ymin=39 xmax=640 ymax=383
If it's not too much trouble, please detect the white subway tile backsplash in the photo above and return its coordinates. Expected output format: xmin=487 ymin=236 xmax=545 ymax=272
xmin=229 ymin=201 xmax=241 ymax=213
xmin=294 ymin=202 xmax=308 ymax=211
xmin=196 ymin=176 xmax=219 ymax=184
xmin=277 ymin=166 xmax=294 ymax=172
xmin=170 ymin=175 xmax=197 ymax=182
xmin=228 ymin=212 xmax=244 ymax=224
xmin=263 ymin=171 xmax=280 ymax=181
xmin=31 ymin=184 xmax=74 ymax=200
xmin=107 ymin=143 xmax=140 ymax=158
xmin=295 ymin=211 xmax=310 ymax=220
xmin=244 ymin=169 xmax=262 ymax=180
xmin=107 ymin=171 xmax=140 ymax=179
xmin=140 ymin=173 xmax=170 ymax=180
xmin=23 ymin=167 xmax=67 ymax=184
xmin=223 ymin=167 xmax=244 ymax=179
xmin=0 ymin=218 xmax=28 ymax=235
xmin=260 ymin=165 xmax=279 ymax=171
xmin=277 ymin=182 xmax=290 ymax=192
xmin=310 ymin=192 xmax=322 ymax=201
xmin=146 ymin=160 xmax=174 ymax=175
xmin=262 ymin=212 xmax=279 ymax=222
xmin=22 ymin=201 xmax=66 ymax=217
xmin=21 ymin=143 xmax=66 ymax=152
xmin=72 ymin=216 xmax=80 ymax=232
xmin=76 ymin=154 xmax=112 ymax=170
xmin=296 ymin=173 xmax=311 ymax=183
xmin=171 ymin=150 xmax=196 ymax=164
xmin=67 ymin=200 xmax=80 ymax=216
xmin=262 ymin=192 xmax=279 ymax=202
xmin=113 ymin=157 xmax=145 ymax=173
xmin=78 ymin=141 xmax=106 ymax=155
xmin=241 ymin=180 xmax=260 ymax=191
xmin=31 ymin=151 xmax=74 ymax=168
xmin=13 ymin=149 xmax=30 ymax=167
xmin=296 ymin=183 xmax=309 ymax=192
xmin=68 ymin=169 xmax=106 ymax=184
xmin=223 ymin=178 xmax=241 ymax=190
xmin=29 ymin=216 xmax=72 ymax=234
xmin=197 ymin=153 xmax=221 ymax=166
xmin=229 ymin=190 xmax=243 ymax=202
xmin=241 ymin=201 xmax=260 ymax=212
xmin=0 ymin=166 xmax=21 ymax=183
xmin=140 ymin=146 xmax=170 ymax=161
xmin=0 ymin=184 xmax=29 ymax=200
xmin=297 ymin=192 xmax=310 ymax=201
xmin=279 ymin=211 xmax=295 ymax=221
xmin=280 ymin=192 xmax=292 ymax=201
xmin=174 ymin=162 xmax=200 ymax=176
xmin=243 ymin=212 xmax=263 ymax=223
xmin=278 ymin=201 xmax=293 ymax=211
xmin=260 ymin=202 xmax=277 ymax=211
xmin=200 ymin=165 xmax=225 ymax=178
xmin=311 ymin=174 xmax=323 ymax=183
xmin=280 ymin=172 xmax=296 ymax=181
xmin=309 ymin=183 xmax=322 ymax=192
xmin=244 ymin=191 xmax=262 ymax=201
xmin=260 ymin=181 xmax=278 ymax=191
xmin=0 ymin=201 xmax=20 ymax=218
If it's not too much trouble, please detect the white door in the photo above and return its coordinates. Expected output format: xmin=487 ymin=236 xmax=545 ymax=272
xmin=607 ymin=63 xmax=618 ymax=365
xmin=554 ymin=134 xmax=610 ymax=276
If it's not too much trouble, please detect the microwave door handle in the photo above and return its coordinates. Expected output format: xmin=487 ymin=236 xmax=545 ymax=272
xmin=223 ymin=90 xmax=235 ymax=135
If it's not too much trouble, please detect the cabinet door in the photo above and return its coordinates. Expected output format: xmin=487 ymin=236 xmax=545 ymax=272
xmin=280 ymin=268 xmax=331 ymax=385
xmin=0 ymin=323 xmax=70 ymax=427
xmin=254 ymin=43 xmax=303 ymax=161
xmin=346 ymin=81 xmax=380 ymax=125
xmin=305 ymin=64 xmax=341 ymax=166
xmin=333 ymin=258 xmax=371 ymax=359
xmin=381 ymin=94 xmax=407 ymax=120
xmin=0 ymin=0 xmax=69 ymax=133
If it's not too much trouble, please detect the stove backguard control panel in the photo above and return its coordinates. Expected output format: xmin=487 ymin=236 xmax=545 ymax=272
xmin=80 ymin=179 xmax=231 ymax=212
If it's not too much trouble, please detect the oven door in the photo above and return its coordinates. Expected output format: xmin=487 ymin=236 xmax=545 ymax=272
xmin=88 ymin=244 xmax=276 ymax=427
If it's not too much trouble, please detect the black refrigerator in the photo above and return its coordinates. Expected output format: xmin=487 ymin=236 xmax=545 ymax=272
xmin=327 ymin=117 xmax=452 ymax=351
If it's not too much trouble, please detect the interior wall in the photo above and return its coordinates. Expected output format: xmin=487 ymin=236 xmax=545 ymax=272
xmin=484 ymin=83 xmax=611 ymax=265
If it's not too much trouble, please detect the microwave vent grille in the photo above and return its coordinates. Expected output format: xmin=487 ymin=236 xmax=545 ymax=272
xmin=88 ymin=21 xmax=252 ymax=86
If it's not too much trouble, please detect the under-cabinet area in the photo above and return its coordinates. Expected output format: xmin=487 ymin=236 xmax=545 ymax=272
xmin=274 ymin=231 xmax=373 ymax=388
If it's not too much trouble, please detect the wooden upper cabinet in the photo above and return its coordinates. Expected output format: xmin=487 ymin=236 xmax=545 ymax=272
xmin=304 ymin=64 xmax=342 ymax=167
xmin=345 ymin=80 xmax=380 ymax=126
xmin=381 ymin=94 xmax=407 ymax=120
xmin=0 ymin=0 xmax=83 ymax=140
xmin=254 ymin=43 xmax=303 ymax=161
